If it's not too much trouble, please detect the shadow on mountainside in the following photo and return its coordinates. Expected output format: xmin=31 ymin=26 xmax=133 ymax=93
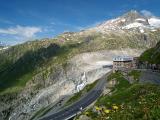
xmin=0 ymin=39 xmax=87 ymax=93
xmin=0 ymin=43 xmax=62 ymax=90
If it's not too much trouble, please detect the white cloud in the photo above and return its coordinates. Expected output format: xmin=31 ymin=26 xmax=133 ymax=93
xmin=141 ymin=10 xmax=154 ymax=17
xmin=0 ymin=25 xmax=42 ymax=38
xmin=43 ymin=26 xmax=55 ymax=32
xmin=0 ymin=18 xmax=14 ymax=24
xmin=50 ymin=22 xmax=56 ymax=25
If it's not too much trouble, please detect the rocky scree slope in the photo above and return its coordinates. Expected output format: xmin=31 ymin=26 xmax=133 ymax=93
xmin=0 ymin=10 xmax=160 ymax=120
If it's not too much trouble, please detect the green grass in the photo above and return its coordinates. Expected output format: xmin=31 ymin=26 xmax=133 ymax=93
xmin=96 ymin=72 xmax=131 ymax=106
xmin=107 ymin=71 xmax=131 ymax=91
xmin=30 ymin=105 xmax=53 ymax=120
xmin=65 ymin=80 xmax=98 ymax=106
xmin=30 ymin=107 xmax=46 ymax=120
xmin=139 ymin=41 xmax=160 ymax=64
xmin=79 ymin=72 xmax=160 ymax=120
xmin=128 ymin=70 xmax=141 ymax=81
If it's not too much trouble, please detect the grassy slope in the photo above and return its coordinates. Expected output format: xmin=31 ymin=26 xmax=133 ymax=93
xmin=79 ymin=72 xmax=160 ymax=120
xmin=139 ymin=41 xmax=160 ymax=64
xmin=128 ymin=70 xmax=141 ymax=81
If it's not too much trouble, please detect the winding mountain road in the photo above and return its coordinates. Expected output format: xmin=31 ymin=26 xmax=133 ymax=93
xmin=39 ymin=71 xmax=111 ymax=120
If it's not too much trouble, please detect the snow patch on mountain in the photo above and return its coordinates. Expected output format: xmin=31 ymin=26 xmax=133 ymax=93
xmin=139 ymin=27 xmax=144 ymax=33
xmin=122 ymin=22 xmax=144 ymax=29
xmin=92 ymin=17 xmax=127 ymax=32
xmin=151 ymin=29 xmax=157 ymax=32
xmin=135 ymin=18 xmax=147 ymax=22
xmin=148 ymin=18 xmax=160 ymax=28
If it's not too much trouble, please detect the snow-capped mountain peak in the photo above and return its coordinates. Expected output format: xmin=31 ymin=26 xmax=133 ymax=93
xmin=89 ymin=10 xmax=160 ymax=33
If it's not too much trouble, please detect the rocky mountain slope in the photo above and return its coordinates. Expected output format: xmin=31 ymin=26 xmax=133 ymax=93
xmin=0 ymin=10 xmax=160 ymax=120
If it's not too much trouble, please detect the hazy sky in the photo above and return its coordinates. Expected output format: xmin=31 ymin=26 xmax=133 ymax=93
xmin=0 ymin=0 xmax=160 ymax=45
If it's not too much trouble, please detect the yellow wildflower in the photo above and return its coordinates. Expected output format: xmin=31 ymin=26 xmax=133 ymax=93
xmin=112 ymin=105 xmax=118 ymax=110
xmin=85 ymin=112 xmax=89 ymax=115
xmin=104 ymin=109 xmax=110 ymax=114
xmin=95 ymin=106 xmax=101 ymax=110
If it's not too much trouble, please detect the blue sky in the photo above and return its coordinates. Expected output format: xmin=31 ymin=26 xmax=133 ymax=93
xmin=0 ymin=0 xmax=160 ymax=45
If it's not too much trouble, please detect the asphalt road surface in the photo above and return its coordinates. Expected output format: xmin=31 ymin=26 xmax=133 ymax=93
xmin=39 ymin=71 xmax=111 ymax=120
